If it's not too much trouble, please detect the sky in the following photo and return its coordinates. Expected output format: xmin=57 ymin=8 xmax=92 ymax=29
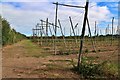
xmin=0 ymin=0 xmax=119 ymax=36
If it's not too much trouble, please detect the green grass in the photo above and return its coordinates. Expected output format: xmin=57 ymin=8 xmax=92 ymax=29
xmin=21 ymin=40 xmax=51 ymax=58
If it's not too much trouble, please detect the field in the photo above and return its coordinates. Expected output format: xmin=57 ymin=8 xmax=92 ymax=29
xmin=2 ymin=36 xmax=119 ymax=79
xmin=1 ymin=1 xmax=119 ymax=79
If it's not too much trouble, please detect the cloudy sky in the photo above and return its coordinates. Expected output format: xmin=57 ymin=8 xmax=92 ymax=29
xmin=0 ymin=0 xmax=119 ymax=36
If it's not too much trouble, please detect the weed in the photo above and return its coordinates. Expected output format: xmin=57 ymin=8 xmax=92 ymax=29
xmin=44 ymin=47 xmax=50 ymax=50
xmin=57 ymin=50 xmax=70 ymax=55
xmin=92 ymin=50 xmax=96 ymax=52
xmin=32 ymin=55 xmax=40 ymax=58
xmin=98 ymin=49 xmax=101 ymax=52
xmin=85 ymin=49 xmax=89 ymax=53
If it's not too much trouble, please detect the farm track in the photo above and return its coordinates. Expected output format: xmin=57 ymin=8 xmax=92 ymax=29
xmin=2 ymin=40 xmax=81 ymax=78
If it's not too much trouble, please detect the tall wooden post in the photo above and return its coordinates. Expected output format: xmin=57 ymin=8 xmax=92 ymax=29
xmin=32 ymin=28 xmax=35 ymax=41
xmin=94 ymin=21 xmax=97 ymax=43
xmin=111 ymin=17 xmax=114 ymax=45
xmin=70 ymin=28 xmax=71 ymax=36
xmin=78 ymin=29 xmax=79 ymax=36
xmin=97 ymin=26 xmax=99 ymax=36
xmin=55 ymin=2 xmax=58 ymax=35
xmin=87 ymin=17 xmax=96 ymax=52
xmin=69 ymin=16 xmax=77 ymax=43
xmin=64 ymin=27 xmax=65 ymax=36
xmin=77 ymin=0 xmax=89 ymax=68
xmin=54 ymin=2 xmax=58 ymax=54
xmin=100 ymin=29 xmax=102 ymax=35
xmin=36 ymin=25 xmax=37 ymax=37
xmin=76 ymin=29 xmax=77 ymax=36
xmin=116 ymin=25 xmax=119 ymax=34
xmin=105 ymin=27 xmax=107 ymax=35
xmin=40 ymin=20 xmax=43 ymax=45
xmin=108 ymin=24 xmax=109 ymax=34
xmin=46 ymin=18 xmax=48 ymax=36
xmin=94 ymin=21 xmax=97 ymax=36
xmin=49 ymin=25 xmax=54 ymax=46
xmin=58 ymin=19 xmax=66 ymax=47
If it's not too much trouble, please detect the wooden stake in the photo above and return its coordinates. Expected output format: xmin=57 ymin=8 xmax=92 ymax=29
xmin=77 ymin=0 xmax=89 ymax=68
xmin=69 ymin=16 xmax=77 ymax=43
xmin=58 ymin=19 xmax=66 ymax=47
xmin=40 ymin=20 xmax=43 ymax=45
xmin=87 ymin=17 xmax=97 ymax=53
xmin=46 ymin=18 xmax=48 ymax=36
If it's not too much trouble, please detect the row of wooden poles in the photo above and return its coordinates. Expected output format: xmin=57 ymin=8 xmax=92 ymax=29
xmin=32 ymin=0 xmax=118 ymax=69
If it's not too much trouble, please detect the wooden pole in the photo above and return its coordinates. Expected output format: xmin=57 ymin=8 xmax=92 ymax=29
xmin=36 ymin=25 xmax=37 ymax=37
xmin=97 ymin=26 xmax=99 ymax=36
xmin=49 ymin=25 xmax=54 ymax=46
xmin=40 ymin=20 xmax=43 ymax=45
xmin=94 ymin=21 xmax=96 ymax=36
xmin=49 ymin=25 xmax=53 ymax=36
xmin=55 ymin=2 xmax=58 ymax=36
xmin=32 ymin=28 xmax=34 ymax=39
xmin=100 ymin=29 xmax=102 ymax=35
xmin=64 ymin=27 xmax=65 ymax=36
xmin=58 ymin=19 xmax=66 ymax=47
xmin=87 ymin=17 xmax=96 ymax=52
xmin=54 ymin=2 xmax=58 ymax=54
xmin=46 ymin=18 xmax=48 ymax=46
xmin=77 ymin=0 xmax=89 ymax=68
xmin=46 ymin=18 xmax=48 ymax=36
xmin=94 ymin=21 xmax=97 ymax=43
xmin=53 ymin=2 xmax=85 ymax=8
xmin=105 ymin=27 xmax=107 ymax=35
xmin=111 ymin=17 xmax=114 ymax=45
xmin=53 ymin=1 xmax=87 ymax=56
xmin=108 ymin=24 xmax=109 ymax=34
xmin=78 ymin=29 xmax=79 ymax=36
xmin=116 ymin=25 xmax=119 ymax=34
xmin=70 ymin=28 xmax=71 ymax=36
xmin=69 ymin=16 xmax=77 ymax=43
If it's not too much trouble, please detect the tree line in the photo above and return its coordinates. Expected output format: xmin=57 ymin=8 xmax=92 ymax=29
xmin=1 ymin=16 xmax=26 ymax=46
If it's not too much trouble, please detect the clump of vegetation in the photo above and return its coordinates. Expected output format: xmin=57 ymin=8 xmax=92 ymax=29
xmin=32 ymin=55 xmax=40 ymax=58
xmin=91 ymin=50 xmax=96 ymax=52
xmin=98 ymin=49 xmax=101 ymax=52
xmin=57 ymin=50 xmax=70 ymax=55
xmin=84 ymin=49 xmax=89 ymax=53
xmin=71 ymin=57 xmax=118 ymax=79
xmin=1 ymin=16 xmax=26 ymax=46
xmin=44 ymin=47 xmax=50 ymax=50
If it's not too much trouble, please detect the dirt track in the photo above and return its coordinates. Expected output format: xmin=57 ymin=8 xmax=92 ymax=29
xmin=2 ymin=40 xmax=81 ymax=78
